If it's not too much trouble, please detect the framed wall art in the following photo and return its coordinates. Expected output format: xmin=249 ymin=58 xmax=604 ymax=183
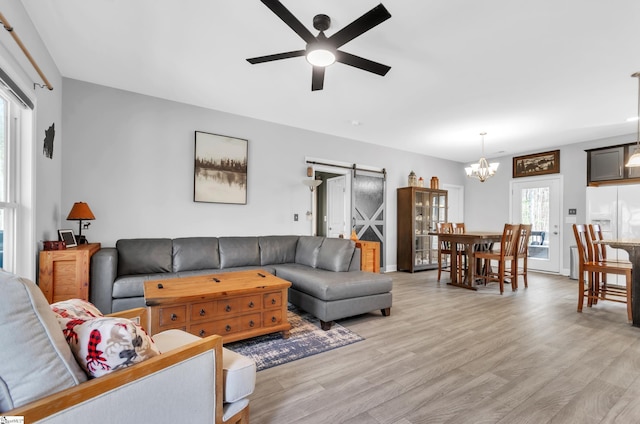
xmin=194 ymin=131 xmax=248 ymax=204
xmin=513 ymin=150 xmax=560 ymax=178
xmin=58 ymin=229 xmax=77 ymax=248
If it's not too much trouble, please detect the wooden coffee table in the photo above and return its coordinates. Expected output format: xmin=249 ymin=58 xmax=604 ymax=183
xmin=143 ymin=270 xmax=291 ymax=343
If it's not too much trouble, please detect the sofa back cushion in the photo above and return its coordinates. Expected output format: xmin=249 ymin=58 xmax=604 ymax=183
xmin=259 ymin=236 xmax=298 ymax=265
xmin=219 ymin=237 xmax=260 ymax=268
xmin=294 ymin=236 xmax=325 ymax=268
xmin=0 ymin=270 xmax=87 ymax=412
xmin=172 ymin=237 xmax=220 ymax=272
xmin=117 ymin=239 xmax=172 ymax=276
xmin=316 ymin=238 xmax=356 ymax=272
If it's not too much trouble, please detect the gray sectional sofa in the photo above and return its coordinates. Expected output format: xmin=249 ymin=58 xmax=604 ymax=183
xmin=90 ymin=235 xmax=392 ymax=330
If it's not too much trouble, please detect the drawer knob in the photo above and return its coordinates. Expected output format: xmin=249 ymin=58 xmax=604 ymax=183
xmin=271 ymin=316 xmax=277 ymax=323
xmin=225 ymin=305 xmax=232 ymax=312
xmin=249 ymin=320 xmax=255 ymax=327
xmin=199 ymin=329 xmax=206 ymax=337
xmin=271 ymin=298 xmax=276 ymax=305
xmin=225 ymin=325 xmax=232 ymax=332
xmin=199 ymin=308 xmax=206 ymax=316
xmin=170 ymin=313 xmax=177 ymax=321
xmin=249 ymin=301 xmax=254 ymax=308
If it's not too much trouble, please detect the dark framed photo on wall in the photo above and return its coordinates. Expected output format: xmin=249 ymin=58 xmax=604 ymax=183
xmin=194 ymin=131 xmax=248 ymax=204
xmin=513 ymin=150 xmax=560 ymax=178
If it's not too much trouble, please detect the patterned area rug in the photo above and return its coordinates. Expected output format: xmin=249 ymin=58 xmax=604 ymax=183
xmin=225 ymin=305 xmax=364 ymax=371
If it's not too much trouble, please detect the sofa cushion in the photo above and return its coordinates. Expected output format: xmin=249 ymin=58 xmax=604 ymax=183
xmin=117 ymin=238 xmax=172 ymax=276
xmin=0 ymin=271 xmax=87 ymax=412
xmin=172 ymin=237 xmax=220 ymax=272
xmin=294 ymin=236 xmax=324 ymax=268
xmin=273 ymin=264 xmax=392 ymax=301
xmin=259 ymin=236 xmax=298 ymax=265
xmin=316 ymin=238 xmax=355 ymax=272
xmin=113 ymin=272 xmax=178 ymax=299
xmin=219 ymin=237 xmax=260 ymax=268
xmin=56 ymin=316 xmax=160 ymax=378
xmin=152 ymin=330 xmax=256 ymax=403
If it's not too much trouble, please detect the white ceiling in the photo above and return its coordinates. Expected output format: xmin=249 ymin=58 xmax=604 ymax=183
xmin=20 ymin=0 xmax=640 ymax=162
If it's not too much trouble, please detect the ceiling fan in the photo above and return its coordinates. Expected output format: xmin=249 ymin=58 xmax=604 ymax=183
xmin=246 ymin=0 xmax=392 ymax=91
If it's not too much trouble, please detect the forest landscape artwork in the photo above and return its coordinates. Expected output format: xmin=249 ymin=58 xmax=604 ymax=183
xmin=194 ymin=131 xmax=248 ymax=204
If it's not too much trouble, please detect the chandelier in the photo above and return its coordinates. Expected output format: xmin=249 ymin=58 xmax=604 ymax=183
xmin=626 ymin=72 xmax=640 ymax=167
xmin=465 ymin=132 xmax=499 ymax=182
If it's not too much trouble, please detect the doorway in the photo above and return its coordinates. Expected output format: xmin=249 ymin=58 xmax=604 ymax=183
xmin=510 ymin=176 xmax=562 ymax=273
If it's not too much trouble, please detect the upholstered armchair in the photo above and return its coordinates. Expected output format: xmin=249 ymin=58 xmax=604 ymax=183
xmin=0 ymin=270 xmax=255 ymax=423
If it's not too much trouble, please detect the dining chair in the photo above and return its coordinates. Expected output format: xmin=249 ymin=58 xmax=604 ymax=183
xmin=436 ymin=222 xmax=454 ymax=282
xmin=572 ymin=224 xmax=632 ymax=321
xmin=475 ymin=223 xmax=521 ymax=294
xmin=513 ymin=224 xmax=532 ymax=289
xmin=452 ymin=223 xmax=465 ymax=234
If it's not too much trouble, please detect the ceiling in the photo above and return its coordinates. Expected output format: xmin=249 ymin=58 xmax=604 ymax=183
xmin=20 ymin=0 xmax=640 ymax=162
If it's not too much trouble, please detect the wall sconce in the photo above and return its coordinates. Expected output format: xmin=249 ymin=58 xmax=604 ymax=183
xmin=302 ymin=179 xmax=322 ymax=192
xmin=66 ymin=201 xmax=95 ymax=244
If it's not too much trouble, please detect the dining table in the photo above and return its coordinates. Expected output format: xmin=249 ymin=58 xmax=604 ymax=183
xmin=596 ymin=239 xmax=640 ymax=327
xmin=430 ymin=231 xmax=503 ymax=290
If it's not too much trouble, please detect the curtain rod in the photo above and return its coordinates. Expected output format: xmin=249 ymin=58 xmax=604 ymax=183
xmin=0 ymin=11 xmax=53 ymax=91
xmin=305 ymin=160 xmax=386 ymax=178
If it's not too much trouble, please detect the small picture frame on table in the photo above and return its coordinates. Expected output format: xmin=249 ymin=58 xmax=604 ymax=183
xmin=58 ymin=229 xmax=77 ymax=248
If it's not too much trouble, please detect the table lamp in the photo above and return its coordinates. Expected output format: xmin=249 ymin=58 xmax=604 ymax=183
xmin=66 ymin=202 xmax=95 ymax=244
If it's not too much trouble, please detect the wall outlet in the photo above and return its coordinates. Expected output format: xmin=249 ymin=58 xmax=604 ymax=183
xmin=568 ymin=208 xmax=577 ymax=215
xmin=294 ymin=214 xmax=298 ymax=221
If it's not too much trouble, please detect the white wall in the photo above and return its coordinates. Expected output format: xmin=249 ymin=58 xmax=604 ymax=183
xmin=62 ymin=79 xmax=466 ymax=271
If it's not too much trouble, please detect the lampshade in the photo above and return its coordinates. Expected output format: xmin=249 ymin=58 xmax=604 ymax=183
xmin=626 ymin=72 xmax=640 ymax=167
xmin=67 ymin=202 xmax=95 ymax=220
xmin=302 ymin=179 xmax=323 ymax=192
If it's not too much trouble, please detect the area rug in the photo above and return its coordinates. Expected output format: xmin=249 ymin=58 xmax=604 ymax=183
xmin=225 ymin=305 xmax=364 ymax=371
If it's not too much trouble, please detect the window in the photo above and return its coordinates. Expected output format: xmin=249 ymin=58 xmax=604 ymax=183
xmin=0 ymin=86 xmax=24 ymax=273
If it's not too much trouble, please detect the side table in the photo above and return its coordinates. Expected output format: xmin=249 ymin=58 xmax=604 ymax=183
xmin=39 ymin=243 xmax=101 ymax=303
xmin=355 ymin=240 xmax=381 ymax=273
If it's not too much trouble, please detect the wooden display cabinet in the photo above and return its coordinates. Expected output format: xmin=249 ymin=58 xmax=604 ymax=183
xmin=39 ymin=243 xmax=101 ymax=303
xmin=397 ymin=187 xmax=447 ymax=272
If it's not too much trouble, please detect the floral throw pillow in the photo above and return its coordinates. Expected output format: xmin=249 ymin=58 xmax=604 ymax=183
xmin=51 ymin=298 xmax=103 ymax=319
xmin=57 ymin=316 xmax=160 ymax=378
xmin=51 ymin=299 xmax=160 ymax=378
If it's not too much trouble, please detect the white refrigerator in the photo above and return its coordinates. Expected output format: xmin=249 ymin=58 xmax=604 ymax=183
xmin=586 ymin=184 xmax=640 ymax=277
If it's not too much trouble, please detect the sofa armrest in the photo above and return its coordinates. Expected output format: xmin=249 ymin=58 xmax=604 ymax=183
xmin=90 ymin=247 xmax=118 ymax=314
xmin=7 ymin=335 xmax=224 ymax=424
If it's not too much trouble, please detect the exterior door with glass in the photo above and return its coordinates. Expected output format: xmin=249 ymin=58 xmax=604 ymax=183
xmin=511 ymin=177 xmax=561 ymax=273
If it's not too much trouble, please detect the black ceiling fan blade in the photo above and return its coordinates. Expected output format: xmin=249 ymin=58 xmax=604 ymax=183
xmin=311 ymin=66 xmax=325 ymax=91
xmin=260 ymin=0 xmax=316 ymax=44
xmin=247 ymin=50 xmax=306 ymax=64
xmin=328 ymin=4 xmax=391 ymax=48
xmin=335 ymin=51 xmax=391 ymax=76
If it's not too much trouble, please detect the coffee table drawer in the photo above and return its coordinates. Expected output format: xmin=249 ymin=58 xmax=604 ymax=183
xmin=240 ymin=313 xmax=262 ymax=331
xmin=159 ymin=306 xmax=186 ymax=326
xmin=263 ymin=309 xmax=283 ymax=327
xmin=263 ymin=292 xmax=283 ymax=308
xmin=190 ymin=317 xmax=240 ymax=338
xmin=190 ymin=301 xmax=216 ymax=321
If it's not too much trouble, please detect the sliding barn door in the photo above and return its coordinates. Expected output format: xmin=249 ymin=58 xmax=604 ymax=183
xmin=351 ymin=170 xmax=386 ymax=268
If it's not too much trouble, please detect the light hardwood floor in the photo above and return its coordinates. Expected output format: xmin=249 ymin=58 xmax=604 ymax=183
xmin=249 ymin=270 xmax=640 ymax=424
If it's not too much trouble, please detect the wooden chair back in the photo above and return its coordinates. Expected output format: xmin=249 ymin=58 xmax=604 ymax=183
xmin=500 ymin=223 xmax=521 ymax=258
xmin=572 ymin=224 xmax=590 ymax=265
xmin=517 ymin=224 xmax=532 ymax=257
xmin=588 ymin=224 xmax=607 ymax=261
xmin=452 ymin=223 xmax=466 ymax=234
xmin=437 ymin=222 xmax=453 ymax=234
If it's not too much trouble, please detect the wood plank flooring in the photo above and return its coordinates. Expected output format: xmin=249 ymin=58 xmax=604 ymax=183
xmin=248 ymin=271 xmax=640 ymax=424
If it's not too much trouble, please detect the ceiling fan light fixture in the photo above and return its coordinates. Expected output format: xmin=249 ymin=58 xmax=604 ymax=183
xmin=306 ymin=47 xmax=335 ymax=67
